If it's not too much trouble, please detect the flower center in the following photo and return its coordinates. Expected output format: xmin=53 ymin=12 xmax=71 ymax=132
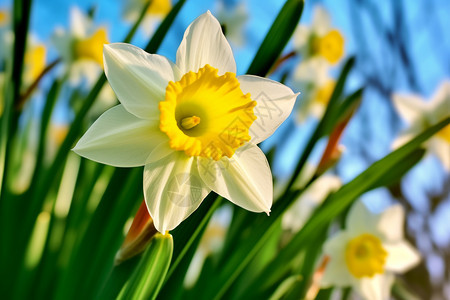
xmin=315 ymin=80 xmax=336 ymax=106
xmin=312 ymin=30 xmax=344 ymax=64
xmin=146 ymin=0 xmax=172 ymax=16
xmin=159 ymin=64 xmax=257 ymax=160
xmin=24 ymin=45 xmax=46 ymax=83
xmin=345 ymin=233 xmax=387 ymax=278
xmin=436 ymin=124 xmax=450 ymax=144
xmin=0 ymin=10 xmax=7 ymax=26
xmin=73 ymin=27 xmax=108 ymax=66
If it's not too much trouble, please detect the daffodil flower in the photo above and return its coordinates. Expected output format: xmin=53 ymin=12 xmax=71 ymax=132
xmin=321 ymin=201 xmax=420 ymax=300
xmin=74 ymin=12 xmax=298 ymax=233
xmin=282 ymin=171 xmax=341 ymax=232
xmin=123 ymin=0 xmax=171 ymax=37
xmin=52 ymin=7 xmax=109 ymax=85
xmin=23 ymin=42 xmax=46 ymax=86
xmin=216 ymin=1 xmax=248 ymax=47
xmin=293 ymin=6 xmax=345 ymax=65
xmin=291 ymin=57 xmax=335 ymax=123
xmin=392 ymin=80 xmax=450 ymax=171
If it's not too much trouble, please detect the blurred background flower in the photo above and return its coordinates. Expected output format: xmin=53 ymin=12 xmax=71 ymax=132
xmin=0 ymin=0 xmax=449 ymax=298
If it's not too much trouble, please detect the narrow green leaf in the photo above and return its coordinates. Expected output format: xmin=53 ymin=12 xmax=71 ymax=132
xmin=118 ymin=234 xmax=173 ymax=300
xmin=284 ymin=57 xmax=355 ymax=191
xmin=247 ymin=0 xmax=304 ymax=76
xmin=241 ymin=117 xmax=450 ymax=294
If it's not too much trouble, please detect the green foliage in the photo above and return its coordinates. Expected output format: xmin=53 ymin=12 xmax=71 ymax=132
xmin=0 ymin=0 xmax=446 ymax=299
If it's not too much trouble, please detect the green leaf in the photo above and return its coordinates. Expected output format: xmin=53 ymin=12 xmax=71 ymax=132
xmin=240 ymin=117 xmax=450 ymax=295
xmin=247 ymin=0 xmax=304 ymax=76
xmin=284 ymin=57 xmax=355 ymax=191
xmin=118 ymin=234 xmax=173 ymax=300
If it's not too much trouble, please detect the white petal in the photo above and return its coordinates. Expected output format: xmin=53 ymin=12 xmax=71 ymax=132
xmin=238 ymin=75 xmax=298 ymax=144
xmin=103 ymin=43 xmax=181 ymax=120
xmin=429 ymin=138 xmax=450 ymax=171
xmin=144 ymin=154 xmax=210 ymax=233
xmin=70 ymin=6 xmax=89 ymax=37
xmin=392 ymin=93 xmax=428 ymax=125
xmin=375 ymin=204 xmax=405 ymax=242
xmin=429 ymin=80 xmax=450 ymax=117
xmin=346 ymin=200 xmax=379 ymax=237
xmin=321 ymin=231 xmax=352 ymax=287
xmin=73 ymin=105 xmax=165 ymax=167
xmin=312 ymin=6 xmax=332 ymax=36
xmin=292 ymin=25 xmax=310 ymax=52
xmin=176 ymin=11 xmax=236 ymax=75
xmin=197 ymin=144 xmax=272 ymax=213
xmin=354 ymin=274 xmax=394 ymax=300
xmin=384 ymin=241 xmax=421 ymax=273
xmin=51 ymin=27 xmax=73 ymax=63
xmin=292 ymin=57 xmax=330 ymax=87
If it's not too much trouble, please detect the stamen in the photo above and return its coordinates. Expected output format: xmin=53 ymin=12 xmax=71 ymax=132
xmin=181 ymin=116 xmax=201 ymax=130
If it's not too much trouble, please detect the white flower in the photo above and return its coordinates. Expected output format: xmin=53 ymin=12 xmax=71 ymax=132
xmin=282 ymin=172 xmax=341 ymax=232
xmin=73 ymin=12 xmax=298 ymax=233
xmin=293 ymin=5 xmax=344 ymax=65
xmin=216 ymin=1 xmax=248 ymax=47
xmin=291 ymin=57 xmax=335 ymax=123
xmin=392 ymin=80 xmax=450 ymax=171
xmin=52 ymin=7 xmax=109 ymax=85
xmin=122 ymin=0 xmax=171 ymax=37
xmin=321 ymin=201 xmax=421 ymax=300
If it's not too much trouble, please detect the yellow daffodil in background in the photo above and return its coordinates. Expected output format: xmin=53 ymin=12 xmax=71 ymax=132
xmin=320 ymin=201 xmax=420 ymax=300
xmin=392 ymin=80 xmax=450 ymax=170
xmin=293 ymin=6 xmax=344 ymax=65
xmin=74 ymin=12 xmax=298 ymax=233
xmin=123 ymin=0 xmax=171 ymax=37
xmin=52 ymin=6 xmax=109 ymax=85
xmin=0 ymin=9 xmax=13 ymax=64
xmin=282 ymin=169 xmax=341 ymax=232
xmin=23 ymin=42 xmax=46 ymax=86
xmin=291 ymin=57 xmax=335 ymax=123
xmin=216 ymin=1 xmax=248 ymax=47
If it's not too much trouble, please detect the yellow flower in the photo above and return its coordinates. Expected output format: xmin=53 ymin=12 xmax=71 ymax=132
xmin=147 ymin=0 xmax=171 ymax=16
xmin=52 ymin=7 xmax=109 ymax=85
xmin=321 ymin=201 xmax=420 ymax=300
xmin=74 ymin=12 xmax=298 ymax=232
xmin=294 ymin=6 xmax=345 ymax=65
xmin=73 ymin=27 xmax=108 ymax=66
xmin=313 ymin=30 xmax=344 ymax=64
xmin=0 ymin=10 xmax=8 ymax=26
xmin=24 ymin=44 xmax=46 ymax=84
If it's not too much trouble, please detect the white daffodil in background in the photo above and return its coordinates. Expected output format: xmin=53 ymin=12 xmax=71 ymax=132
xmin=320 ymin=201 xmax=421 ymax=300
xmin=74 ymin=12 xmax=298 ymax=233
xmin=392 ymin=80 xmax=450 ymax=171
xmin=123 ymin=0 xmax=171 ymax=38
xmin=293 ymin=5 xmax=344 ymax=65
xmin=291 ymin=57 xmax=335 ymax=123
xmin=52 ymin=6 xmax=109 ymax=85
xmin=282 ymin=171 xmax=341 ymax=232
xmin=216 ymin=1 xmax=248 ymax=47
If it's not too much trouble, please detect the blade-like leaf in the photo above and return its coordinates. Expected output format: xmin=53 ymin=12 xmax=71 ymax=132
xmin=118 ymin=234 xmax=173 ymax=300
xmin=240 ymin=117 xmax=450 ymax=295
xmin=247 ymin=0 xmax=304 ymax=76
